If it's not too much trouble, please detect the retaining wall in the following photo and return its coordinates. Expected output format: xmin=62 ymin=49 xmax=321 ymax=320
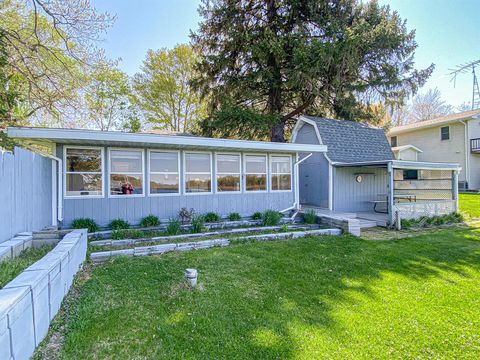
xmin=0 ymin=147 xmax=53 ymax=243
xmin=0 ymin=229 xmax=87 ymax=360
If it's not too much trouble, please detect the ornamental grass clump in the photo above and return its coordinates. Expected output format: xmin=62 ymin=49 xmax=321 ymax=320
xmin=71 ymin=218 xmax=99 ymax=233
xmin=227 ymin=212 xmax=241 ymax=221
xmin=109 ymin=218 xmax=130 ymax=230
xmin=166 ymin=218 xmax=181 ymax=235
xmin=191 ymin=215 xmax=206 ymax=233
xmin=262 ymin=210 xmax=283 ymax=226
xmin=204 ymin=212 xmax=221 ymax=223
xmin=251 ymin=212 xmax=262 ymax=220
xmin=303 ymin=209 xmax=317 ymax=224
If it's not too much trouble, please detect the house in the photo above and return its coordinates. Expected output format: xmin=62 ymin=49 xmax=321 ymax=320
xmin=6 ymin=127 xmax=326 ymax=228
xmin=388 ymin=109 xmax=480 ymax=190
xmin=292 ymin=116 xmax=461 ymax=227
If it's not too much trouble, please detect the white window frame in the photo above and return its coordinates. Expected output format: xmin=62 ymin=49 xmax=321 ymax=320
xmin=243 ymin=153 xmax=268 ymax=193
xmin=107 ymin=148 xmax=145 ymax=198
xmin=269 ymin=154 xmax=293 ymax=192
xmin=63 ymin=145 xmax=104 ymax=199
xmin=215 ymin=152 xmax=242 ymax=194
xmin=183 ymin=151 xmax=213 ymax=195
xmin=147 ymin=149 xmax=181 ymax=196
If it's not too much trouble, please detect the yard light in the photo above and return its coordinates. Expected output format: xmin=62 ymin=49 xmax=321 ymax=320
xmin=185 ymin=268 xmax=198 ymax=288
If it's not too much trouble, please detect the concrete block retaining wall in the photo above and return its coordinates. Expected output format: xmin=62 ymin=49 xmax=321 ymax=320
xmin=0 ymin=229 xmax=87 ymax=360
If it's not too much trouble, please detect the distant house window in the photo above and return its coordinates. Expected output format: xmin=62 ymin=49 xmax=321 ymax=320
xmin=216 ymin=154 xmax=241 ymax=192
xmin=441 ymin=126 xmax=450 ymax=140
xmin=245 ymin=155 xmax=267 ymax=191
xmin=65 ymin=147 xmax=103 ymax=197
xmin=149 ymin=151 xmax=179 ymax=195
xmin=390 ymin=136 xmax=397 ymax=147
xmin=270 ymin=155 xmax=292 ymax=191
xmin=403 ymin=170 xmax=418 ymax=180
xmin=109 ymin=149 xmax=144 ymax=196
xmin=185 ymin=152 xmax=212 ymax=193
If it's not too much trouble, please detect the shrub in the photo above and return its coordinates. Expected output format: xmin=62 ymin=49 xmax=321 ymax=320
xmin=166 ymin=218 xmax=181 ymax=235
xmin=400 ymin=212 xmax=464 ymax=230
xmin=190 ymin=215 xmax=205 ymax=233
xmin=109 ymin=218 xmax=130 ymax=230
xmin=227 ymin=212 xmax=242 ymax=221
xmin=140 ymin=215 xmax=160 ymax=227
xmin=280 ymin=223 xmax=289 ymax=232
xmin=262 ymin=210 xmax=283 ymax=226
xmin=303 ymin=209 xmax=317 ymax=224
xmin=71 ymin=218 xmax=99 ymax=233
xmin=178 ymin=207 xmax=194 ymax=224
xmin=251 ymin=212 xmax=262 ymax=220
xmin=204 ymin=212 xmax=221 ymax=223
xmin=112 ymin=229 xmax=145 ymax=240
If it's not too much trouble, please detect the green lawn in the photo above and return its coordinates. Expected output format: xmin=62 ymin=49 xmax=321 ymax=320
xmin=43 ymin=228 xmax=480 ymax=359
xmin=0 ymin=245 xmax=53 ymax=288
xmin=460 ymin=193 xmax=480 ymax=218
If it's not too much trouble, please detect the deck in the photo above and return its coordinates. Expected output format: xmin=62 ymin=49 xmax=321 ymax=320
xmin=302 ymin=206 xmax=388 ymax=228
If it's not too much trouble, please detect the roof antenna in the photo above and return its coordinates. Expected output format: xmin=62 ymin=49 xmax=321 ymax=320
xmin=448 ymin=59 xmax=480 ymax=110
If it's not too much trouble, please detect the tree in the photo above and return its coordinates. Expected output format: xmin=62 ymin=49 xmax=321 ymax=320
xmin=409 ymin=88 xmax=453 ymax=122
xmin=191 ymin=0 xmax=433 ymax=141
xmin=0 ymin=0 xmax=114 ymax=124
xmin=85 ymin=62 xmax=131 ymax=131
xmin=133 ymin=44 xmax=207 ymax=133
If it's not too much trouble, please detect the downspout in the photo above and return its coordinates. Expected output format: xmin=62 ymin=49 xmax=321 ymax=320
xmin=22 ymin=144 xmax=63 ymax=224
xmin=280 ymin=153 xmax=313 ymax=213
xmin=460 ymin=120 xmax=469 ymax=189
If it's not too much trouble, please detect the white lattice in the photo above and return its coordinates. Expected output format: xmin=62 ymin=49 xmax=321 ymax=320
xmin=394 ymin=200 xmax=456 ymax=220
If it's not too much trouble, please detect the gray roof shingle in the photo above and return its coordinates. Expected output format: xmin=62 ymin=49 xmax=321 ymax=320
xmin=304 ymin=116 xmax=395 ymax=163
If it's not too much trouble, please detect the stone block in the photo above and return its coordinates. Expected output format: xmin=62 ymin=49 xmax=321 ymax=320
xmin=0 ymin=312 xmax=11 ymax=360
xmin=214 ymin=239 xmax=230 ymax=247
xmin=150 ymin=244 xmax=176 ymax=254
xmin=1 ymin=239 xmax=24 ymax=257
xmin=32 ymin=238 xmax=60 ymax=247
xmin=0 ymin=246 xmax=11 ymax=262
xmin=110 ymin=249 xmax=134 ymax=257
xmin=175 ymin=243 xmax=196 ymax=252
xmin=0 ymin=286 xmax=35 ymax=360
xmin=90 ymin=251 xmax=111 ymax=262
xmin=48 ymin=269 xmax=64 ymax=321
xmin=194 ymin=240 xmax=216 ymax=249
xmin=5 ymin=269 xmax=50 ymax=346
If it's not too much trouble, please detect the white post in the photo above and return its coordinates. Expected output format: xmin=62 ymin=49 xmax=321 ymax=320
xmin=452 ymin=170 xmax=459 ymax=212
xmin=387 ymin=162 xmax=395 ymax=227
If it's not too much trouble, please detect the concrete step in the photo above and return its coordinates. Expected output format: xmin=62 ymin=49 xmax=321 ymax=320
xmin=356 ymin=219 xmax=378 ymax=229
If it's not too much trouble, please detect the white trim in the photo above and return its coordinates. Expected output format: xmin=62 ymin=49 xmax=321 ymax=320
xmin=291 ymin=116 xmax=324 ymax=145
xmin=107 ymin=147 xmax=145 ymax=198
xmin=328 ymin=163 xmax=333 ymax=210
xmin=147 ymin=149 xmax=181 ymax=197
xmin=63 ymin=145 xmax=105 ymax=199
xmin=183 ymin=150 xmax=213 ymax=195
xmin=391 ymin=144 xmax=423 ymax=153
xmin=215 ymin=152 xmax=242 ymax=194
xmin=243 ymin=153 xmax=268 ymax=193
xmin=7 ymin=126 xmax=327 ymax=153
xmin=269 ymin=154 xmax=293 ymax=192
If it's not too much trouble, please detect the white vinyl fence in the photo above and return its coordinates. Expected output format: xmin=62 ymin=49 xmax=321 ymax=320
xmin=0 ymin=147 xmax=53 ymax=243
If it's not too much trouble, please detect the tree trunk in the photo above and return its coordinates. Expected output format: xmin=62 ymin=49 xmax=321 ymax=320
xmin=270 ymin=119 xmax=286 ymax=142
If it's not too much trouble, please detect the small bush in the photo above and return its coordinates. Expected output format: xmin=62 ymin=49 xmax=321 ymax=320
xmin=280 ymin=223 xmax=289 ymax=232
xmin=191 ymin=215 xmax=205 ymax=233
xmin=251 ymin=212 xmax=262 ymax=220
xmin=204 ymin=212 xmax=221 ymax=223
xmin=140 ymin=215 xmax=160 ymax=227
xmin=400 ymin=212 xmax=464 ymax=230
xmin=166 ymin=218 xmax=181 ymax=235
xmin=178 ymin=207 xmax=194 ymax=224
xmin=262 ymin=210 xmax=283 ymax=226
xmin=71 ymin=218 xmax=99 ymax=233
xmin=303 ymin=209 xmax=317 ymax=224
xmin=109 ymin=218 xmax=130 ymax=230
xmin=111 ymin=229 xmax=145 ymax=240
xmin=227 ymin=212 xmax=241 ymax=221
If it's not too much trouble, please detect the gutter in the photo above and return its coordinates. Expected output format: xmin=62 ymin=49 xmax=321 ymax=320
xmin=21 ymin=144 xmax=63 ymax=224
xmin=280 ymin=153 xmax=313 ymax=214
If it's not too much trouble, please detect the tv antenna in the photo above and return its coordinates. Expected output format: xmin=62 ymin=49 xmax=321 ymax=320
xmin=448 ymin=59 xmax=480 ymax=110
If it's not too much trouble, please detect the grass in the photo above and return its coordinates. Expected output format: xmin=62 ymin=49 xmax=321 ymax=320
xmin=459 ymin=193 xmax=480 ymax=218
xmin=0 ymin=245 xmax=53 ymax=288
xmin=42 ymin=227 xmax=480 ymax=359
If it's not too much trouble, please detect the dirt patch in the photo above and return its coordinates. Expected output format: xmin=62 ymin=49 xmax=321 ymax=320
xmin=33 ymin=262 xmax=95 ymax=360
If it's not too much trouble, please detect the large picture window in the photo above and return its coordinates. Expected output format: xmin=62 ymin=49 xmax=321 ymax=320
xmin=109 ymin=149 xmax=144 ymax=196
xmin=271 ymin=155 xmax=292 ymax=191
xmin=185 ymin=152 xmax=211 ymax=193
xmin=65 ymin=147 xmax=103 ymax=197
xmin=149 ymin=151 xmax=180 ymax=195
xmin=216 ymin=154 xmax=241 ymax=192
xmin=245 ymin=154 xmax=267 ymax=191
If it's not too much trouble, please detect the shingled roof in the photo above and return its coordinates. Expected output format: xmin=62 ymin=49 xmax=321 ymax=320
xmin=303 ymin=116 xmax=395 ymax=163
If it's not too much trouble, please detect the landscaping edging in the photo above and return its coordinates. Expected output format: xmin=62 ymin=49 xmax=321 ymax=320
xmin=0 ymin=233 xmax=33 ymax=262
xmin=0 ymin=229 xmax=88 ymax=360
xmin=90 ymin=224 xmax=321 ymax=247
xmin=90 ymin=228 xmax=342 ymax=263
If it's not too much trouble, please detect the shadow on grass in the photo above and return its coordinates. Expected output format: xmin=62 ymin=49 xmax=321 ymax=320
xmin=52 ymin=225 xmax=480 ymax=359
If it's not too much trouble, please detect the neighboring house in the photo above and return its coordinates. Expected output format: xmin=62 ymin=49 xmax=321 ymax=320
xmin=389 ymin=109 xmax=480 ymax=190
xmin=391 ymin=145 xmax=422 ymax=161
xmin=292 ymin=116 xmax=460 ymax=227
xmin=6 ymin=127 xmax=326 ymax=227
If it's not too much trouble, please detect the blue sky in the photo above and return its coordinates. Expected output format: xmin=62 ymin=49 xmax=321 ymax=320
xmin=93 ymin=0 xmax=480 ymax=108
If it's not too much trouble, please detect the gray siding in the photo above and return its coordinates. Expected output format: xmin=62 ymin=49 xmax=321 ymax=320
xmin=333 ymin=167 xmax=387 ymax=212
xmin=58 ymin=145 xmax=295 ymax=227
xmin=0 ymin=147 xmax=53 ymax=243
xmin=294 ymin=123 xmax=329 ymax=207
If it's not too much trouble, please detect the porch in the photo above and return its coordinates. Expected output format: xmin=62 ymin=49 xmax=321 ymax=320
xmin=302 ymin=206 xmax=388 ymax=229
